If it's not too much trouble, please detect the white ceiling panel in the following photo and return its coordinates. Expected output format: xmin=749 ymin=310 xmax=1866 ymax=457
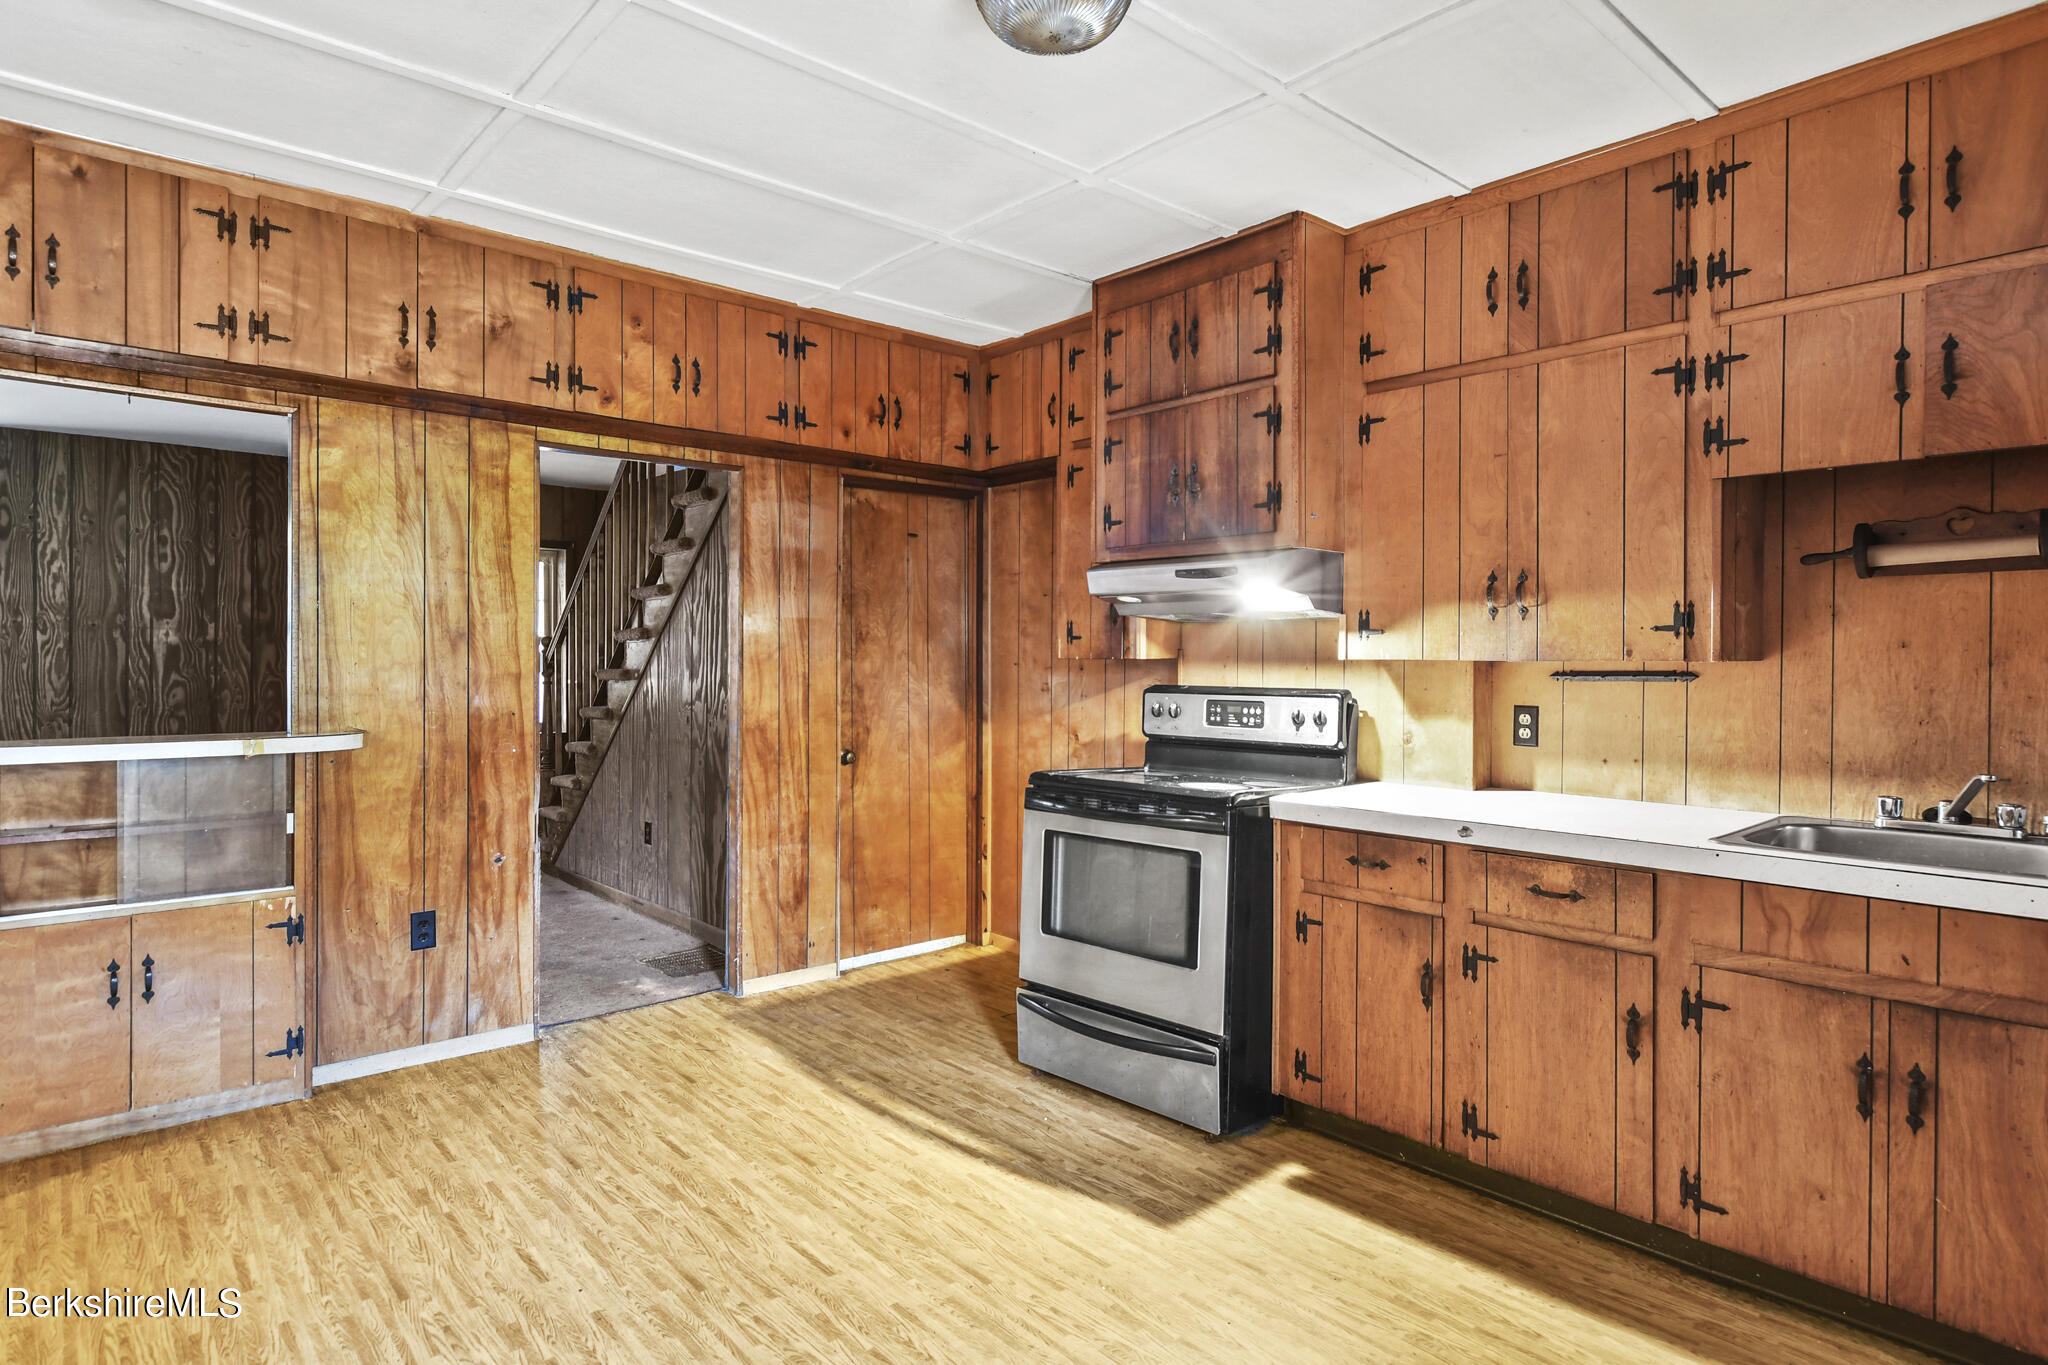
xmin=1115 ymin=102 xmax=1459 ymax=233
xmin=1302 ymin=0 xmax=1702 ymax=189
xmin=1145 ymin=0 xmax=1465 ymax=82
xmin=0 ymin=1 xmax=2029 ymax=344
xmin=455 ymin=118 xmax=924 ymax=287
xmin=4 ymin=0 xmax=498 ymax=181
xmin=1612 ymin=0 xmax=2039 ymax=106
xmin=543 ymin=6 xmax=1065 ymax=232
xmin=659 ymin=0 xmax=1260 ymax=169
xmin=965 ymin=184 xmax=1218 ymax=282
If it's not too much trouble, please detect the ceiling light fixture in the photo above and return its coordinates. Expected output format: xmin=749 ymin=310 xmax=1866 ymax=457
xmin=976 ymin=0 xmax=1132 ymax=55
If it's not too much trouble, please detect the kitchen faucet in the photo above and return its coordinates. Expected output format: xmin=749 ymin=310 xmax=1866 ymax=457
xmin=1875 ymin=773 xmax=2035 ymax=838
xmin=1936 ymin=773 xmax=2001 ymax=824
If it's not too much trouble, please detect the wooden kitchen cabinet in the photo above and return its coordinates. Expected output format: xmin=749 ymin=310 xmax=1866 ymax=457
xmin=651 ymin=288 xmax=721 ymax=432
xmin=1784 ymin=85 xmax=1917 ymax=299
xmin=0 ymin=918 xmax=130 ymax=1137
xmin=1537 ymin=168 xmax=1626 ymax=349
xmin=483 ymin=248 xmax=569 ymax=409
xmin=416 ymin=234 xmax=485 ymax=397
xmin=1061 ymin=326 xmax=1091 ymax=451
xmin=1783 ymin=294 xmax=1907 ymax=470
xmin=1927 ymin=39 xmax=2048 ymax=270
xmin=1054 ymin=446 xmax=1119 ymax=660
xmin=1101 ymin=302 xmax=1148 ymax=415
xmin=179 ymin=178 xmax=258 ymax=365
xmin=1355 ymin=226 xmax=1428 ymax=380
xmin=33 ymin=146 xmax=127 ymax=345
xmin=1622 ymin=340 xmax=1689 ymax=660
xmin=1457 ymin=370 xmax=1511 ymax=660
xmin=619 ymin=278 xmax=653 ymax=423
xmin=1707 ymin=122 xmax=1790 ymax=310
xmin=743 ymin=307 xmax=794 ymax=441
xmin=1351 ymin=898 xmax=1439 ymax=1145
xmin=1342 ymin=382 xmax=1424 ymax=660
xmin=887 ymin=341 xmax=923 ymax=462
xmin=1626 ymin=153 xmax=1691 ymax=331
xmin=1184 ymin=387 xmax=1277 ymax=544
xmin=1185 ymin=271 xmax=1239 ymax=391
xmin=567 ymin=267 xmax=624 ymax=418
xmin=251 ymin=896 xmax=304 ymax=1086
xmin=131 ymin=900 xmax=255 ymax=1109
xmin=0 ymin=134 xmax=33 ymax=331
xmin=1536 ymin=347 xmax=1627 ymax=660
xmin=792 ymin=317 xmax=835 ymax=449
xmin=1922 ymin=262 xmax=2048 ymax=454
xmin=250 ymin=197 xmax=346 ymax=375
xmin=1274 ymin=827 xmax=1326 ymax=1108
xmin=123 ymin=168 xmax=179 ymax=353
xmin=1705 ymin=317 xmax=1786 ymax=477
xmin=941 ymin=351 xmax=974 ymax=466
xmin=1507 ymin=198 xmax=1539 ymax=352
xmin=1461 ymin=205 xmax=1510 ymax=363
xmin=346 ymin=218 xmax=419 ymax=388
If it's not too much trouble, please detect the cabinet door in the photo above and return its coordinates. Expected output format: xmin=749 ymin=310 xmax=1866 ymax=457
xmin=916 ymin=349 xmax=944 ymax=464
xmin=1507 ymin=197 xmax=1539 ymax=352
xmin=1697 ymin=969 xmax=1876 ymax=1295
xmin=1710 ymin=317 xmax=1786 ymax=478
xmin=1346 ymin=385 xmax=1424 ymax=660
xmin=252 ymin=198 xmax=346 ymax=375
xmin=1102 ymin=410 xmax=1182 ymax=553
xmin=1274 ymin=878 xmax=1325 ymax=1108
xmin=714 ymin=300 xmax=747 ymax=437
xmin=1148 ymin=291 xmax=1185 ymax=406
xmin=0 ymin=917 xmax=129 ymax=1136
xmin=179 ymin=179 xmax=258 ymax=365
xmin=1624 ymin=341 xmax=1688 ymax=660
xmin=1783 ymin=295 xmax=1904 ymax=470
xmin=0 ymin=134 xmax=28 ymax=330
xmin=1185 ymin=273 xmax=1238 ymax=393
xmin=1230 ymin=387 xmax=1280 ymax=541
xmin=568 ymin=268 xmax=623 ymax=418
xmin=1709 ymin=123 xmax=1789 ymax=310
xmin=1626 ymin=153 xmax=1688 ymax=330
xmin=1101 ymin=413 xmax=1140 ymax=555
xmin=1923 ymin=263 xmax=2048 ymax=455
xmin=1487 ymin=928 xmax=1621 ymax=1208
xmin=1354 ymin=901 xmax=1438 ymax=1144
xmin=346 ymin=218 xmax=418 ymax=387
xmin=1035 ymin=337 xmax=1064 ymax=461
xmin=1061 ymin=328 xmax=1091 ymax=449
xmin=1458 ymin=370 xmax=1509 ymax=660
xmin=1932 ymin=1012 xmax=2048 ymax=1359
xmin=685 ymin=292 xmax=722 ymax=432
xmin=651 ymin=288 xmax=689 ymax=428
xmin=1182 ymin=389 xmax=1238 ymax=544
xmin=1358 ymin=227 xmax=1427 ymax=379
xmin=888 ymin=342 xmax=923 ymax=462
xmin=1462 ymin=205 xmax=1509 ymax=363
xmin=33 ymin=147 xmax=126 ymax=344
xmin=483 ymin=250 xmax=567 ymax=409
xmin=620 ymin=279 xmax=653 ymax=423
xmin=793 ymin=320 xmax=835 ymax=450
xmin=848 ymin=331 xmax=888 ymax=457
xmin=744 ymin=308 xmax=793 ymax=440
xmin=1055 ymin=447 xmax=1118 ymax=660
xmin=251 ymin=896 xmax=305 ymax=1085
xmin=1538 ymin=168 xmax=1626 ymax=349
xmin=1237 ymin=264 xmax=1281 ymax=384
xmin=1785 ymin=85 xmax=1912 ymax=298
xmin=132 ymin=901 xmax=254 ymax=1109
xmin=1929 ymin=40 xmax=2048 ymax=270
xmin=417 ymin=235 xmax=484 ymax=397
xmin=941 ymin=354 xmax=974 ymax=466
xmin=1536 ymin=348 xmax=1626 ymax=660
xmin=1102 ymin=303 xmax=1148 ymax=413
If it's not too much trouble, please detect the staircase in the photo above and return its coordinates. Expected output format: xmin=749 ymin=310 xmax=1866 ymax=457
xmin=538 ymin=462 xmax=729 ymax=865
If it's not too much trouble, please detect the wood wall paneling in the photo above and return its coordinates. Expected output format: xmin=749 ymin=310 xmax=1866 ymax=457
xmin=422 ymin=413 xmax=471 ymax=1043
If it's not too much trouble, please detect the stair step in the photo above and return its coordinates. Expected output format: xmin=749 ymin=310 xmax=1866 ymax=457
xmin=578 ymin=705 xmax=615 ymax=721
xmin=565 ymin=740 xmax=598 ymax=755
xmin=550 ymin=773 xmax=586 ymax=790
xmin=648 ymin=536 xmax=696 ymax=556
xmin=629 ymin=583 xmax=676 ymax=602
xmin=539 ymin=805 xmax=569 ymax=822
xmin=595 ymin=667 xmax=639 ymax=682
xmin=612 ymin=626 xmax=655 ymax=642
xmin=670 ymin=488 xmax=716 ymax=509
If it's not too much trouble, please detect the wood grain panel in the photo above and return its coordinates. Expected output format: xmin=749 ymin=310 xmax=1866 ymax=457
xmin=620 ymin=279 xmax=654 ymax=424
xmin=1487 ymin=927 xmax=1617 ymax=1208
xmin=422 ymin=413 xmax=470 ymax=1043
xmin=1353 ymin=899 xmax=1435 ymax=1143
xmin=33 ymin=147 xmax=126 ymax=345
xmin=1883 ymin=1001 xmax=1936 ymax=1317
xmin=1359 ymin=227 xmax=1426 ymax=379
xmin=1783 ymin=295 xmax=1903 ymax=470
xmin=1741 ymin=884 xmax=1868 ymax=971
xmin=570 ymin=269 xmax=623 ymax=418
xmin=1785 ymin=86 xmax=1910 ymax=296
xmin=1536 ymin=348 xmax=1625 ymax=661
xmin=483 ymin=250 xmax=566 ymax=410
xmin=0 ymin=916 xmax=128 ymax=1136
xmin=0 ymin=134 xmax=29 ymax=330
xmin=251 ymin=896 xmax=305 ymax=1084
xmin=1537 ymin=169 xmax=1625 ymax=348
xmin=1460 ymin=206 xmax=1508 ymax=363
xmin=416 ymin=235 xmax=485 ymax=397
xmin=131 ymin=900 xmax=254 ymax=1108
xmin=1622 ymin=341 xmax=1686 ymax=661
xmin=254 ymin=198 xmax=346 ymax=376
xmin=1419 ymin=380 xmax=1460 ymax=660
xmin=1346 ymin=383 xmax=1422 ymax=661
xmin=1457 ymin=370 xmax=1508 ymax=660
xmin=1927 ymin=38 xmax=2048 ymax=269
xmin=346 ymin=219 xmax=418 ymax=388
xmin=1922 ymin=263 xmax=2048 ymax=454
xmin=123 ymin=166 xmax=179 ymax=354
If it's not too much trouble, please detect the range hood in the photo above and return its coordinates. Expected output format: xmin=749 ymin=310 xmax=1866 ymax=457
xmin=1087 ymin=549 xmax=1344 ymax=622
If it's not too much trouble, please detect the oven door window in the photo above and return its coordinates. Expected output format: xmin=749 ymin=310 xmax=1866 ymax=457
xmin=1042 ymin=830 xmax=1202 ymax=969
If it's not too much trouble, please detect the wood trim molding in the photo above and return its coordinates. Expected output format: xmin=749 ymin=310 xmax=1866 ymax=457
xmin=1692 ymin=945 xmax=2048 ymax=1029
xmin=0 ymin=1079 xmax=305 ymax=1163
xmin=309 ymin=1023 xmax=536 ymax=1087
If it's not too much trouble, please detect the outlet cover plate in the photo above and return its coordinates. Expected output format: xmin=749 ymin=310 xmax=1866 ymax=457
xmin=410 ymin=909 xmax=436 ymax=951
xmin=1513 ymin=705 xmax=1540 ymax=747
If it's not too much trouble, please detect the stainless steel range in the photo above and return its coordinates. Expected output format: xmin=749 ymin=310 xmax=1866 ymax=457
xmin=1017 ymin=684 xmax=1357 ymax=1134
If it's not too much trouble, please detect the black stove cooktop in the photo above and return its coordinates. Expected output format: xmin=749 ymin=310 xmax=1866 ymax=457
xmin=1029 ymin=764 xmax=1337 ymax=805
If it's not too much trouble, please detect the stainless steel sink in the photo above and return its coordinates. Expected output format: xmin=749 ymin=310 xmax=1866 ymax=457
xmin=1714 ymin=816 xmax=2048 ymax=880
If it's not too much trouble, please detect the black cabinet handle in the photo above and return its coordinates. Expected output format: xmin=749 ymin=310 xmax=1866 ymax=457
xmin=106 ymin=958 xmax=120 ymax=1009
xmin=1944 ymin=145 xmax=1962 ymax=211
xmin=1419 ymin=959 xmax=1434 ymax=1011
xmin=1187 ymin=313 xmax=1200 ymax=356
xmin=1185 ymin=458 xmax=1202 ymax=502
xmin=1514 ymin=569 xmax=1529 ymax=621
xmin=1167 ymin=318 xmax=1181 ymax=363
xmin=1346 ymin=854 xmax=1391 ymax=870
xmin=1525 ymin=884 xmax=1585 ymax=902
xmin=1897 ymin=158 xmax=1916 ymax=219
xmin=425 ymin=306 xmax=438 ymax=351
xmin=670 ymin=354 xmax=683 ymax=394
xmin=1940 ymin=333 xmax=1959 ymax=399
xmin=1484 ymin=569 xmax=1499 ymax=620
xmin=3 ymin=224 xmax=16 ymax=281
xmin=141 ymin=955 xmax=156 ymax=1004
xmin=872 ymin=394 xmax=888 ymax=428
xmin=1624 ymin=1005 xmax=1642 ymax=1063
xmin=1515 ymin=260 xmax=1530 ymax=310
xmin=1905 ymin=1063 xmax=1929 ymax=1133
xmin=1046 ymin=394 xmax=1057 ymax=427
xmin=1893 ymin=345 xmax=1911 ymax=406
xmin=1166 ymin=462 xmax=1181 ymax=506
xmin=397 ymin=302 xmax=410 ymax=350
xmin=1651 ymin=600 xmax=1687 ymax=634
xmin=893 ymin=396 xmax=903 ymax=430
xmin=1484 ymin=266 xmax=1499 ymax=316
xmin=1856 ymin=1052 xmax=1876 ymax=1120
xmin=691 ymin=357 xmax=702 ymax=396
xmin=43 ymin=233 xmax=59 ymax=288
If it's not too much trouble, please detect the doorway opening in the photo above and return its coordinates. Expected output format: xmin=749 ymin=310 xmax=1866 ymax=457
xmin=532 ymin=446 xmax=734 ymax=1026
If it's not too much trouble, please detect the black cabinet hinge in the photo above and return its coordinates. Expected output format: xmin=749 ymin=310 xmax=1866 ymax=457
xmin=1358 ymin=412 xmax=1387 ymax=445
xmin=1068 ymin=402 xmax=1084 ymax=429
xmin=1253 ymin=272 xmax=1283 ymax=310
xmin=792 ymin=331 xmax=817 ymax=360
xmin=1064 ymin=620 xmax=1080 ymax=646
xmin=1254 ymin=323 xmax=1283 ymax=357
xmin=1068 ymin=343 xmax=1085 ymax=372
xmin=1102 ymin=435 xmax=1122 ymax=465
xmin=1701 ymin=416 xmax=1747 ymax=459
xmin=1652 ymin=168 xmax=1700 ymax=207
xmin=1703 ymin=159 xmax=1750 ymax=203
xmin=793 ymin=405 xmax=819 ymax=431
xmin=265 ymin=912 xmax=305 ymax=947
xmin=1701 ymin=349 xmax=1748 ymax=390
xmin=1359 ymin=332 xmax=1386 ymax=365
xmin=1653 ymin=258 xmax=1698 ymax=298
xmin=565 ymin=283 xmax=597 ymax=315
xmin=1358 ymin=260 xmax=1386 ymax=295
xmin=1294 ymin=908 xmax=1323 ymax=942
xmin=952 ymin=432 xmax=972 ymax=459
xmin=1459 ymin=1100 xmax=1498 ymax=1142
xmin=264 ymin=1026 xmax=306 ymax=1061
xmin=1460 ymin=942 xmax=1497 ymax=981
xmin=954 ymin=369 xmax=972 ymax=392
xmin=1650 ymin=600 xmax=1695 ymax=638
xmin=192 ymin=204 xmax=238 ymax=244
xmin=192 ymin=303 xmax=238 ymax=339
xmin=1679 ymin=986 xmax=1729 ymax=1031
xmin=567 ymin=364 xmax=599 ymax=395
xmin=530 ymin=361 xmax=561 ymax=392
xmin=248 ymin=216 xmax=292 ymax=250
xmin=1065 ymin=463 xmax=1083 ymax=489
xmin=1678 ymin=1166 xmax=1727 ymax=1215
xmin=985 ymin=434 xmax=1000 ymax=460
xmin=1102 ymin=503 xmax=1121 ymax=533
xmin=1253 ymin=481 xmax=1283 ymax=515
xmin=1704 ymin=249 xmax=1750 ymax=292
xmin=1355 ymin=610 xmax=1385 ymax=639
xmin=529 ymin=277 xmax=560 ymax=309
xmin=247 ymin=311 xmax=291 ymax=346
xmin=1651 ymin=355 xmax=1696 ymax=396
xmin=1292 ymin=1049 xmax=1321 ymax=1086
xmin=1253 ymin=402 xmax=1282 ymax=438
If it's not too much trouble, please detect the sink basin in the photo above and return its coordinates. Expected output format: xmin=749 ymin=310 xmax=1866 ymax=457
xmin=1715 ymin=817 xmax=2048 ymax=881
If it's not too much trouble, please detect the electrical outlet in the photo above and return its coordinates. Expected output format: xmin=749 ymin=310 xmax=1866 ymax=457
xmin=1512 ymin=705 xmax=1540 ymax=748
xmin=410 ymin=909 xmax=436 ymax=951
xmin=643 ymin=820 xmax=654 ymax=846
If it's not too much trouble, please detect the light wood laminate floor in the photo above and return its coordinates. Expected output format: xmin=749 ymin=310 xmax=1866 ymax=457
xmin=2 ymin=946 xmax=1930 ymax=1363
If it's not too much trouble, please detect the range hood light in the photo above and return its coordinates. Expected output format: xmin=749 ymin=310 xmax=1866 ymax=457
xmin=1087 ymin=548 xmax=1343 ymax=622
xmin=1236 ymin=579 xmax=1316 ymax=616
xmin=1116 ymin=595 xmax=1141 ymax=603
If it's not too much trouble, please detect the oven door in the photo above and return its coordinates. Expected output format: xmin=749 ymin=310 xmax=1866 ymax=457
xmin=1019 ymin=806 xmax=1232 ymax=1036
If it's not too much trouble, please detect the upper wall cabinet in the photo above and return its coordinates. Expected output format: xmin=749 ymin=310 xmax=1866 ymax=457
xmin=346 ymin=219 xmax=418 ymax=388
xmin=1927 ymin=39 xmax=2048 ymax=269
xmin=483 ymin=249 xmax=571 ymax=411
xmin=0 ymin=135 xmax=33 ymax=332
xmin=417 ymin=235 xmax=485 ymax=397
xmin=1101 ymin=263 xmax=1284 ymax=414
xmin=33 ymin=147 xmax=127 ymax=345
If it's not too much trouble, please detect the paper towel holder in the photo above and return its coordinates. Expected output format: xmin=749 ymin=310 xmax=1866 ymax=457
xmin=1799 ymin=506 xmax=2047 ymax=578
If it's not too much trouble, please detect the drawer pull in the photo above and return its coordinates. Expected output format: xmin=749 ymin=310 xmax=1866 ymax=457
xmin=141 ymin=955 xmax=156 ymax=1004
xmin=1526 ymin=883 xmax=1584 ymax=903
xmin=1856 ymin=1052 xmax=1875 ymax=1121
xmin=1905 ymin=1063 xmax=1929 ymax=1134
xmin=1419 ymin=959 xmax=1434 ymax=1011
xmin=425 ymin=306 xmax=438 ymax=351
xmin=106 ymin=958 xmax=120 ymax=1009
xmin=1346 ymin=854 xmax=1391 ymax=870
xmin=1624 ymin=1004 xmax=1642 ymax=1063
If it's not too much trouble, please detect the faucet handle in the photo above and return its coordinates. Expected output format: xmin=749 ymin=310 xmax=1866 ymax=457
xmin=1997 ymin=802 xmax=2030 ymax=832
xmin=1875 ymin=795 xmax=1904 ymax=822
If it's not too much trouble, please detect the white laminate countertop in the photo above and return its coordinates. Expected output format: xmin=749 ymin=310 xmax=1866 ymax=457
xmin=1269 ymin=783 xmax=2048 ymax=921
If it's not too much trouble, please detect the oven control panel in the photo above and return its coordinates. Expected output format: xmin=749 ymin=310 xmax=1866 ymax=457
xmin=1142 ymin=686 xmax=1351 ymax=750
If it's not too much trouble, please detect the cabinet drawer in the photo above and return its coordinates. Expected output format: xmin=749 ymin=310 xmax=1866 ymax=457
xmin=1319 ymin=830 xmax=1442 ymax=903
xmin=1485 ymin=855 xmax=1617 ymax=932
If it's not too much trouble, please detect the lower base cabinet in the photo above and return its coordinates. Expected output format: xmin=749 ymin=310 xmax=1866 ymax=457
xmin=0 ymin=896 xmax=303 ymax=1145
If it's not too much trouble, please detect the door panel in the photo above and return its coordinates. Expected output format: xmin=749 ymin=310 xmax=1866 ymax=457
xmin=1785 ymin=86 xmax=1910 ymax=297
xmin=1103 ymin=303 xmax=1149 ymax=414
xmin=252 ymin=198 xmax=346 ymax=375
xmin=1712 ymin=123 xmax=1790 ymax=310
xmin=795 ymin=320 xmax=835 ymax=449
xmin=942 ymin=353 xmax=974 ymax=466
xmin=1185 ymin=274 xmax=1238 ymax=393
xmin=839 ymin=487 xmax=974 ymax=959
xmin=684 ymin=292 xmax=722 ymax=430
xmin=568 ymin=269 xmax=623 ymax=417
xmin=1458 ymin=370 xmax=1509 ymax=660
xmin=1626 ymin=154 xmax=1686 ymax=330
xmin=483 ymin=250 xmax=566 ymax=409
xmin=1055 ymin=442 xmax=1118 ymax=660
xmin=1536 ymin=349 xmax=1626 ymax=661
xmin=251 ymin=896 xmax=304 ymax=1085
xmin=1133 ymin=407 xmax=1186 ymax=550
xmin=620 ymin=279 xmax=653 ymax=423
xmin=1507 ymin=198 xmax=1539 ymax=353
xmin=1359 ymin=228 xmax=1426 ymax=379
xmin=652 ymin=288 xmax=689 ymax=428
xmin=1717 ymin=318 xmax=1786 ymax=478
xmin=1061 ymin=330 xmax=1091 ymax=449
xmin=1148 ymin=292 xmax=1185 ymax=406
xmin=1036 ymin=337 xmax=1064 ymax=462
xmin=1101 ymin=414 xmax=1140 ymax=555
xmin=0 ymin=917 xmax=129 ymax=1136
xmin=1237 ymin=265 xmax=1280 ymax=384
xmin=889 ymin=342 xmax=923 ymax=463
xmin=1698 ymin=969 xmax=1874 ymax=1295
xmin=1923 ymin=263 xmax=2048 ymax=455
xmin=346 ymin=219 xmax=418 ymax=387
xmin=1624 ymin=341 xmax=1688 ymax=660
xmin=178 ymin=180 xmax=258 ymax=365
xmin=1231 ymin=388 xmax=1279 ymax=540
xmin=1354 ymin=901 xmax=1437 ymax=1144
xmin=33 ymin=147 xmax=126 ymax=345
xmin=714 ymin=300 xmax=747 ymax=435
xmin=416 ymin=235 xmax=485 ymax=397
xmin=132 ymin=900 xmax=255 ymax=1108
xmin=745 ymin=309 xmax=793 ymax=441
xmin=1274 ymin=882 xmax=1323 ymax=1107
xmin=1487 ymin=928 xmax=1619 ymax=1207
xmin=0 ymin=134 xmax=28 ymax=330
xmin=1462 ymin=205 xmax=1509 ymax=362
xmin=1928 ymin=39 xmax=2048 ymax=269
xmin=1346 ymin=347 xmax=1424 ymax=661
xmin=1783 ymin=295 xmax=1903 ymax=470
xmin=1182 ymin=389 xmax=1236 ymax=545
xmin=1537 ymin=169 xmax=1626 ymax=348
xmin=918 ymin=349 xmax=945 ymax=464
